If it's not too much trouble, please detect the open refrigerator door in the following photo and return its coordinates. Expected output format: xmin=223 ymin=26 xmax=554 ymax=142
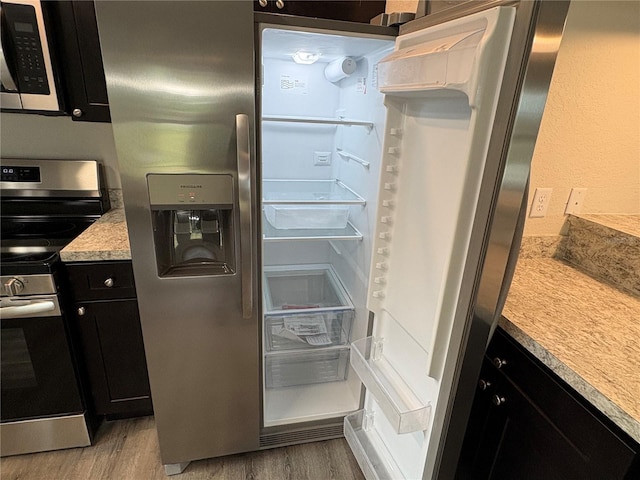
xmin=344 ymin=7 xmax=517 ymax=479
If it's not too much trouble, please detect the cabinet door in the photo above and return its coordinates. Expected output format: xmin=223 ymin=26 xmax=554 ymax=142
xmin=47 ymin=1 xmax=110 ymax=122
xmin=253 ymin=0 xmax=385 ymax=23
xmin=458 ymin=330 xmax=639 ymax=480
xmin=73 ymin=299 xmax=152 ymax=417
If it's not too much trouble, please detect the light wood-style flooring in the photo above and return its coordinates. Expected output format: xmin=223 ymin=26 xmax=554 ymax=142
xmin=1 ymin=416 xmax=365 ymax=480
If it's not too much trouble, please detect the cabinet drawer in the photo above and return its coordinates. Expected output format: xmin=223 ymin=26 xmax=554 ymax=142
xmin=66 ymin=261 xmax=136 ymax=301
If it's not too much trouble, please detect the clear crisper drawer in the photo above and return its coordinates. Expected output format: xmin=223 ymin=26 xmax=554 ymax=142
xmin=263 ymin=265 xmax=354 ymax=313
xmin=262 ymin=179 xmax=365 ymax=204
xmin=265 ymin=347 xmax=350 ymax=388
xmin=265 ymin=311 xmax=353 ymax=351
xmin=264 ymin=204 xmax=350 ymax=230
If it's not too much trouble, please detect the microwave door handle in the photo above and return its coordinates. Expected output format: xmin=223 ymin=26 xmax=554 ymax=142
xmin=0 ymin=6 xmax=18 ymax=92
xmin=236 ymin=113 xmax=253 ymax=320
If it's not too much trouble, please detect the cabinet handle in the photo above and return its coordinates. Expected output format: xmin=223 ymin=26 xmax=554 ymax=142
xmin=492 ymin=395 xmax=507 ymax=406
xmin=104 ymin=278 xmax=115 ymax=288
xmin=258 ymin=0 xmax=267 ymax=6
xmin=275 ymin=0 xmax=284 ymax=9
xmin=493 ymin=357 xmax=508 ymax=369
xmin=478 ymin=379 xmax=492 ymax=391
xmin=72 ymin=108 xmax=84 ymax=118
xmin=77 ymin=306 xmax=86 ymax=316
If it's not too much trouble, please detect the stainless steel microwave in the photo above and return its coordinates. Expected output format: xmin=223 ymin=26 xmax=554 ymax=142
xmin=0 ymin=0 xmax=63 ymax=112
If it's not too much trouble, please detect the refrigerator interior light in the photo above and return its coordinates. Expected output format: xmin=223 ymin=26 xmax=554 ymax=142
xmin=292 ymin=51 xmax=321 ymax=64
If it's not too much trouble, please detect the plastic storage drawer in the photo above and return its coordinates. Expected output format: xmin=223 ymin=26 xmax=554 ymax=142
xmin=263 ymin=265 xmax=354 ymax=351
xmin=265 ymin=347 xmax=350 ymax=388
xmin=264 ymin=204 xmax=350 ymax=230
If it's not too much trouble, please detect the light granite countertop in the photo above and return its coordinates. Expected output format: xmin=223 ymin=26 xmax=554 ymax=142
xmin=60 ymin=208 xmax=131 ymax=262
xmin=501 ymin=257 xmax=640 ymax=443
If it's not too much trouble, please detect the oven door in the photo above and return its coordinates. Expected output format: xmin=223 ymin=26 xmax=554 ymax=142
xmin=1 ymin=295 xmax=84 ymax=422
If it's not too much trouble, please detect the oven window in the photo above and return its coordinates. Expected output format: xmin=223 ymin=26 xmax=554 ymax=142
xmin=1 ymin=329 xmax=38 ymax=389
xmin=1 ymin=315 xmax=84 ymax=422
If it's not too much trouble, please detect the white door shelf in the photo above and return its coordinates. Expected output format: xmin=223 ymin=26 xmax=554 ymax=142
xmin=344 ymin=409 xmax=404 ymax=480
xmin=262 ymin=214 xmax=364 ymax=242
xmin=262 ymin=179 xmax=366 ymax=205
xmin=351 ymin=336 xmax=434 ymax=434
xmin=262 ymin=114 xmax=374 ymax=129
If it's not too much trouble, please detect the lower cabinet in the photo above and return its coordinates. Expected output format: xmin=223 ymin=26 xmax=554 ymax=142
xmin=457 ymin=328 xmax=639 ymax=480
xmin=66 ymin=261 xmax=152 ymax=418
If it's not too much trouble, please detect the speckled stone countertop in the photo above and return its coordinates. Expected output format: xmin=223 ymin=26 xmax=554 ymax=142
xmin=60 ymin=207 xmax=131 ymax=262
xmin=501 ymin=257 xmax=640 ymax=443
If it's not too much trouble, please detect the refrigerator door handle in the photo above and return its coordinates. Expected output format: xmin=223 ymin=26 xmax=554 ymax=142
xmin=236 ymin=113 xmax=253 ymax=319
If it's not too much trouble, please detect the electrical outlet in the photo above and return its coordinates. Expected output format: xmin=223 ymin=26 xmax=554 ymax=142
xmin=314 ymin=152 xmax=331 ymax=166
xmin=529 ymin=187 xmax=552 ymax=218
xmin=565 ymin=188 xmax=587 ymax=214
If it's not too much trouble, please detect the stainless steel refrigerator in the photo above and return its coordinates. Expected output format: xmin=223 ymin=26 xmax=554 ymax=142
xmin=95 ymin=1 xmax=569 ymax=477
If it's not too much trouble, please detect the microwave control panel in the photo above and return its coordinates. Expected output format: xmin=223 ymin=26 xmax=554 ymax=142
xmin=3 ymin=3 xmax=50 ymax=94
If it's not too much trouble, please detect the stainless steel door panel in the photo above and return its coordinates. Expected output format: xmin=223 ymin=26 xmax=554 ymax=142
xmin=95 ymin=0 xmax=259 ymax=464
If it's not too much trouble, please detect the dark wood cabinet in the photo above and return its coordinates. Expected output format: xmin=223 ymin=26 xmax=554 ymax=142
xmin=66 ymin=261 xmax=152 ymax=418
xmin=253 ymin=0 xmax=386 ymax=23
xmin=46 ymin=1 xmax=110 ymax=122
xmin=457 ymin=328 xmax=639 ymax=480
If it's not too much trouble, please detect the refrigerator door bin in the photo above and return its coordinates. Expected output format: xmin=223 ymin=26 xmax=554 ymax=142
xmin=262 ymin=179 xmax=365 ymax=205
xmin=264 ymin=204 xmax=350 ymax=230
xmin=344 ymin=409 xmax=403 ymax=480
xmin=265 ymin=310 xmax=354 ymax=351
xmin=351 ymin=336 xmax=434 ymax=434
xmin=263 ymin=264 xmax=355 ymax=313
xmin=265 ymin=347 xmax=350 ymax=388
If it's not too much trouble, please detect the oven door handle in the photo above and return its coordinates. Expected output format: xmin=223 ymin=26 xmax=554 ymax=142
xmin=0 ymin=300 xmax=56 ymax=319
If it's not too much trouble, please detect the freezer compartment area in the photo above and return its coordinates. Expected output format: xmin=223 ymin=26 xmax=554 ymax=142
xmin=264 ymin=347 xmax=350 ymax=388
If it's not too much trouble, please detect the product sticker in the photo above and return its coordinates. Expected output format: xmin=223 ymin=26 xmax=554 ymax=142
xmin=356 ymin=77 xmax=367 ymax=94
xmin=280 ymin=75 xmax=308 ymax=95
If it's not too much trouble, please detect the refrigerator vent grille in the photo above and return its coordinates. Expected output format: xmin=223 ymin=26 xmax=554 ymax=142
xmin=259 ymin=424 xmax=344 ymax=448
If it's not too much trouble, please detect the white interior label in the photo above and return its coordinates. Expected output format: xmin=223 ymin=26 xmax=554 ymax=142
xmin=356 ymin=77 xmax=367 ymax=94
xmin=280 ymin=75 xmax=308 ymax=95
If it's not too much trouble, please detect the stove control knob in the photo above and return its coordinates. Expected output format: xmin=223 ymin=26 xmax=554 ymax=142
xmin=4 ymin=278 xmax=25 ymax=296
xmin=104 ymin=278 xmax=114 ymax=288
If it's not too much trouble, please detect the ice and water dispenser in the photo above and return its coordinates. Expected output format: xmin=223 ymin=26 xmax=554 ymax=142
xmin=148 ymin=174 xmax=235 ymax=277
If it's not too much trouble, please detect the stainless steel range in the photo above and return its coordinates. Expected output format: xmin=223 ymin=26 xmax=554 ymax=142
xmin=0 ymin=158 xmax=110 ymax=456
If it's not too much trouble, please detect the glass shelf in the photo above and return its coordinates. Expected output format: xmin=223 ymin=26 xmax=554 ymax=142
xmin=344 ymin=409 xmax=403 ymax=480
xmin=262 ymin=115 xmax=374 ymax=129
xmin=262 ymin=179 xmax=365 ymax=205
xmin=262 ymin=215 xmax=363 ymax=242
xmin=350 ymin=336 xmax=433 ymax=434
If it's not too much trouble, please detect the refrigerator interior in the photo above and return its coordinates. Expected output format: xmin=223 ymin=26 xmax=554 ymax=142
xmin=260 ymin=27 xmax=394 ymax=427
xmin=260 ymin=6 xmax=516 ymax=477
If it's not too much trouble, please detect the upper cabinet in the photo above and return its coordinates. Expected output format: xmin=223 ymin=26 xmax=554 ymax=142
xmin=253 ymin=0 xmax=386 ymax=23
xmin=46 ymin=1 xmax=110 ymax=122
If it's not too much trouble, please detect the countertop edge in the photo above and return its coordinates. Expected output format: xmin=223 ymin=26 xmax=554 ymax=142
xmin=499 ymin=317 xmax=640 ymax=444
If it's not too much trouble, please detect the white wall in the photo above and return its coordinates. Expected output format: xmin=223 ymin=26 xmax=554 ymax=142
xmin=524 ymin=0 xmax=640 ymax=235
xmin=0 ymin=113 xmax=121 ymax=188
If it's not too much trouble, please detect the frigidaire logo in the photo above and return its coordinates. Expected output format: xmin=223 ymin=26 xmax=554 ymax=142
xmin=180 ymin=184 xmax=203 ymax=189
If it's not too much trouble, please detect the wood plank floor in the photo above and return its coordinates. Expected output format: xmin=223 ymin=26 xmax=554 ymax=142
xmin=1 ymin=416 xmax=365 ymax=480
